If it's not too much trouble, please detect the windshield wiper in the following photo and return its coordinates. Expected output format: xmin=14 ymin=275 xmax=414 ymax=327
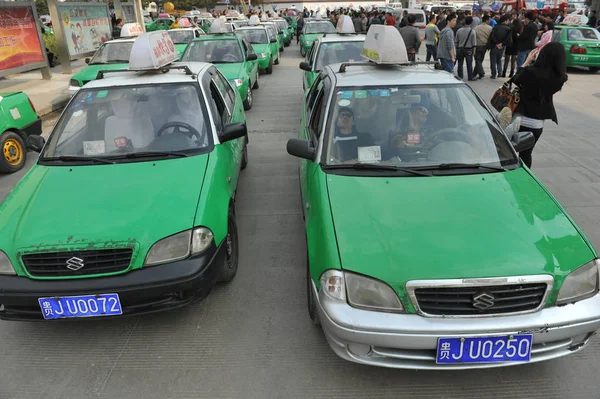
xmin=324 ymin=163 xmax=431 ymax=176
xmin=417 ymin=163 xmax=506 ymax=172
xmin=107 ymin=151 xmax=189 ymax=159
xmin=42 ymin=155 xmax=115 ymax=164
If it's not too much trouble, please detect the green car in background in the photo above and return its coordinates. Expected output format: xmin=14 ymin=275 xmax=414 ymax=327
xmin=167 ymin=27 xmax=206 ymax=59
xmin=299 ymin=20 xmax=337 ymax=57
xmin=552 ymin=24 xmax=600 ymax=72
xmin=284 ymin=16 xmax=297 ymax=37
xmin=198 ymin=17 xmax=215 ymax=33
xmin=0 ymin=91 xmax=41 ymax=173
xmin=182 ymin=33 xmax=259 ymax=110
xmin=145 ymin=17 xmax=174 ymax=32
xmin=237 ymin=26 xmax=279 ymax=73
xmin=262 ymin=22 xmax=285 ymax=52
xmin=69 ymin=37 xmax=135 ymax=96
xmin=273 ymin=19 xmax=291 ymax=46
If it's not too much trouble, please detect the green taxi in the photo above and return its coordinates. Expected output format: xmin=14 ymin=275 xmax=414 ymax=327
xmin=181 ymin=29 xmax=259 ymax=110
xmin=286 ymin=25 xmax=600 ymax=369
xmin=299 ymin=20 xmax=337 ymax=57
xmin=167 ymin=27 xmax=206 ymax=58
xmin=237 ymin=26 xmax=280 ymax=73
xmin=273 ymin=19 xmax=292 ymax=46
xmin=262 ymin=22 xmax=285 ymax=52
xmin=0 ymin=91 xmax=41 ymax=173
xmin=283 ymin=16 xmax=297 ymax=38
xmin=552 ymin=24 xmax=600 ymax=72
xmin=198 ymin=17 xmax=215 ymax=33
xmin=0 ymin=31 xmax=249 ymax=321
xmin=145 ymin=17 xmax=174 ymax=32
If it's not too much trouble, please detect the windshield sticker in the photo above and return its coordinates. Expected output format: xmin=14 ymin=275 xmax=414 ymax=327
xmin=355 ymin=90 xmax=367 ymax=99
xmin=97 ymin=90 xmax=108 ymax=98
xmin=114 ymin=137 xmax=129 ymax=148
xmin=390 ymin=88 xmax=399 ymax=93
xmin=72 ymin=109 xmax=84 ymax=118
xmin=338 ymin=99 xmax=351 ymax=107
xmin=83 ymin=140 xmax=105 ymax=155
xmin=379 ymin=89 xmax=390 ymax=97
xmin=84 ymin=92 xmax=94 ymax=103
xmin=340 ymin=91 xmax=353 ymax=99
xmin=357 ymin=146 xmax=382 ymax=163
xmin=321 ymin=44 xmax=328 ymax=49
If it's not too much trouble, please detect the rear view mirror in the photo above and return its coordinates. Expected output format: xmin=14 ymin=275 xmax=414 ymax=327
xmin=219 ymin=122 xmax=247 ymax=143
xmin=270 ymin=38 xmax=277 ymax=43
xmin=511 ymin=131 xmax=535 ymax=153
xmin=27 ymin=135 xmax=46 ymax=152
xmin=287 ymin=138 xmax=315 ymax=160
xmin=299 ymin=61 xmax=311 ymax=71
xmin=247 ymin=53 xmax=258 ymax=61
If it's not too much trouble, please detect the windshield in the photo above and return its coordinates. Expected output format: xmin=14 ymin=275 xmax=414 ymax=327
xmin=182 ymin=39 xmax=243 ymax=63
xmin=306 ymin=21 xmax=337 ymax=34
xmin=567 ymin=28 xmax=600 ymax=41
xmin=89 ymin=42 xmax=133 ymax=64
xmin=275 ymin=21 xmax=288 ymax=30
xmin=315 ymin=41 xmax=364 ymax=70
xmin=324 ymin=85 xmax=517 ymax=168
xmin=41 ymin=84 xmax=212 ymax=162
xmin=167 ymin=30 xmax=195 ymax=44
xmin=235 ymin=20 xmax=249 ymax=27
xmin=237 ymin=29 xmax=268 ymax=44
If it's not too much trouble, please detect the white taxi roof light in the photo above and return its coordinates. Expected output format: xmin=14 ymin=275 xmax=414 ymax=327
xmin=337 ymin=15 xmax=355 ymax=34
xmin=180 ymin=18 xmax=191 ymax=27
xmin=361 ymin=25 xmax=409 ymax=64
xmin=249 ymin=15 xmax=260 ymax=25
xmin=121 ymin=22 xmax=144 ymax=37
xmin=210 ymin=18 xmax=228 ymax=33
xmin=562 ymin=14 xmax=588 ymax=26
xmin=128 ymin=31 xmax=178 ymax=70
xmin=261 ymin=14 xmax=268 ymax=22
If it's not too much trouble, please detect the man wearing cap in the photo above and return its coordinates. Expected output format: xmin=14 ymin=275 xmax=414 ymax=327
xmin=332 ymin=107 xmax=374 ymax=161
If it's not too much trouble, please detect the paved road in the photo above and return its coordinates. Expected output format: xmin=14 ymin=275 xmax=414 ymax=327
xmin=1 ymin=44 xmax=600 ymax=399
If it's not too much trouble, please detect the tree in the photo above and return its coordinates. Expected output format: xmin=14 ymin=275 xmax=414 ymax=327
xmin=35 ymin=0 xmax=49 ymax=16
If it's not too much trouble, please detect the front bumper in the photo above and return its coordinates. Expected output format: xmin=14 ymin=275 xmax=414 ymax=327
xmin=314 ymin=281 xmax=600 ymax=369
xmin=258 ymin=56 xmax=270 ymax=69
xmin=0 ymin=242 xmax=225 ymax=321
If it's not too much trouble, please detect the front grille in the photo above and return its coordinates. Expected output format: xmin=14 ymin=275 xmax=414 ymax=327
xmin=414 ymin=283 xmax=547 ymax=316
xmin=22 ymin=249 xmax=133 ymax=277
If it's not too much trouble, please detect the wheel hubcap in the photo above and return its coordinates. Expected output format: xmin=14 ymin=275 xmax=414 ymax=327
xmin=3 ymin=138 xmax=23 ymax=165
xmin=247 ymin=89 xmax=252 ymax=106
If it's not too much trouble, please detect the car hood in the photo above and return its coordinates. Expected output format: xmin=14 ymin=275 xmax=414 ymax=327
xmin=215 ymin=63 xmax=244 ymax=80
xmin=326 ymin=168 xmax=595 ymax=284
xmin=73 ymin=64 xmax=128 ymax=83
xmin=0 ymin=156 xmax=209 ymax=260
xmin=252 ymin=43 xmax=270 ymax=54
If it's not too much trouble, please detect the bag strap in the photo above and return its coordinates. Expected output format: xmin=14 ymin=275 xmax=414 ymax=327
xmin=460 ymin=28 xmax=473 ymax=49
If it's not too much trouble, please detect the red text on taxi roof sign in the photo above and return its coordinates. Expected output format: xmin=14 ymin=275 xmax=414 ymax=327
xmin=128 ymin=31 xmax=178 ymax=70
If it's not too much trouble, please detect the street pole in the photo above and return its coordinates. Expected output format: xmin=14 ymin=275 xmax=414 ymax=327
xmin=47 ymin=0 xmax=72 ymax=74
xmin=133 ymin=0 xmax=146 ymax=31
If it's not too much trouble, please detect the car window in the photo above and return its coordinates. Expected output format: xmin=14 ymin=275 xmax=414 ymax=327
xmin=324 ymin=85 xmax=517 ymax=167
xmin=89 ymin=42 xmax=133 ymax=64
xmin=315 ymin=41 xmax=364 ymax=71
xmin=567 ymin=28 xmax=600 ymax=41
xmin=309 ymin=86 xmax=328 ymax=141
xmin=305 ymin=21 xmax=337 ymax=34
xmin=212 ymin=71 xmax=235 ymax=115
xmin=182 ymin=39 xmax=243 ymax=63
xmin=167 ymin=30 xmax=195 ymax=44
xmin=266 ymin=26 xmax=277 ymax=40
xmin=551 ymin=29 xmax=562 ymax=42
xmin=41 ymin=84 xmax=212 ymax=160
xmin=209 ymin=81 xmax=227 ymax=129
xmin=306 ymin=76 xmax=324 ymax=117
xmin=237 ymin=28 xmax=268 ymax=44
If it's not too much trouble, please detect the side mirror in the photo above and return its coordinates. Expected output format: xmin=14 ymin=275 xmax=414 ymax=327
xmin=511 ymin=131 xmax=535 ymax=153
xmin=85 ymin=58 xmax=90 ymax=64
xmin=27 ymin=135 xmax=45 ymax=152
xmin=287 ymin=138 xmax=315 ymax=160
xmin=247 ymin=53 xmax=258 ymax=61
xmin=218 ymin=122 xmax=247 ymax=143
xmin=299 ymin=61 xmax=312 ymax=71
xmin=270 ymin=38 xmax=277 ymax=43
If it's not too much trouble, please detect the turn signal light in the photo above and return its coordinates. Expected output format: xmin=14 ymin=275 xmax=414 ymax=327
xmin=570 ymin=45 xmax=587 ymax=54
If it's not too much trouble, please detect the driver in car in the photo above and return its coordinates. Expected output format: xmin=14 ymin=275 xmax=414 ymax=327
xmin=332 ymin=107 xmax=374 ymax=162
xmin=390 ymin=102 xmax=432 ymax=149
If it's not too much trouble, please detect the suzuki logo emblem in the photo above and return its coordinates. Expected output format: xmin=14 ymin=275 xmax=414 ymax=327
xmin=66 ymin=257 xmax=85 ymax=271
xmin=472 ymin=292 xmax=495 ymax=310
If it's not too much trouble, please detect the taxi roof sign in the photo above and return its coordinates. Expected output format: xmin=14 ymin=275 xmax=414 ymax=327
xmin=337 ymin=15 xmax=355 ymax=34
xmin=361 ymin=25 xmax=409 ymax=64
xmin=121 ymin=22 xmax=144 ymax=37
xmin=210 ymin=18 xmax=228 ymax=33
xmin=128 ymin=31 xmax=178 ymax=71
xmin=249 ymin=15 xmax=260 ymax=25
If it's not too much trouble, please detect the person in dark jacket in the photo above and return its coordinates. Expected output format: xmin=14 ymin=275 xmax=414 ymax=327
xmin=517 ymin=11 xmax=538 ymax=70
xmin=512 ymin=42 xmax=568 ymax=168
xmin=489 ymin=15 xmax=512 ymax=79
xmin=502 ymin=17 xmax=521 ymax=77
xmin=588 ymin=10 xmax=597 ymax=28
xmin=332 ymin=107 xmax=374 ymax=161
xmin=296 ymin=14 xmax=304 ymax=44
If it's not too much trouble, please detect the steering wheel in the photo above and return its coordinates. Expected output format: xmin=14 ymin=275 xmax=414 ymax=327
xmin=426 ymin=128 xmax=475 ymax=149
xmin=156 ymin=122 xmax=202 ymax=142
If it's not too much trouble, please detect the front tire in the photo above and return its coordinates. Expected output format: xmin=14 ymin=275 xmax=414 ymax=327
xmin=306 ymin=250 xmax=320 ymax=325
xmin=241 ymin=139 xmax=248 ymax=170
xmin=252 ymin=71 xmax=259 ymax=89
xmin=0 ymin=131 xmax=26 ymax=173
xmin=590 ymin=67 xmax=599 ymax=73
xmin=274 ymin=54 xmax=280 ymax=65
xmin=300 ymin=46 xmax=306 ymax=57
xmin=243 ymin=87 xmax=253 ymax=111
xmin=266 ymin=58 xmax=273 ymax=74
xmin=218 ymin=209 xmax=239 ymax=283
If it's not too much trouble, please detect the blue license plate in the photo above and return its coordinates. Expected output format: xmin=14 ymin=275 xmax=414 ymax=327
xmin=436 ymin=334 xmax=533 ymax=364
xmin=38 ymin=294 xmax=123 ymax=320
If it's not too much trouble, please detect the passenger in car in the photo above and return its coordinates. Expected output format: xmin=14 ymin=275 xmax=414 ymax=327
xmin=331 ymin=107 xmax=374 ymax=161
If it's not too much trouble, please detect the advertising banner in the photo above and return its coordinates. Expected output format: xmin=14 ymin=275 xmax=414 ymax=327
xmin=0 ymin=5 xmax=45 ymax=72
xmin=121 ymin=4 xmax=136 ymax=23
xmin=57 ymin=4 xmax=111 ymax=59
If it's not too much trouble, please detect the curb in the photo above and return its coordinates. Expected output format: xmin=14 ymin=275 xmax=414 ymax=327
xmin=36 ymin=93 xmax=70 ymax=118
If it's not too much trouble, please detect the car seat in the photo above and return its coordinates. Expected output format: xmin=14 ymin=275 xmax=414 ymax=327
xmin=104 ymin=97 xmax=154 ymax=152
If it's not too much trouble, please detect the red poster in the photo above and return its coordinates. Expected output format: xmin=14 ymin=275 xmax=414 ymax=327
xmin=0 ymin=6 xmax=44 ymax=71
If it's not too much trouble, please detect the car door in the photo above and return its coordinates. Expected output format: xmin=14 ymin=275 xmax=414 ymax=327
xmin=266 ymin=27 xmax=278 ymax=56
xmin=241 ymin=39 xmax=258 ymax=86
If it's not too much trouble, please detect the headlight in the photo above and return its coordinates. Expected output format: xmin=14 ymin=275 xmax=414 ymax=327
xmin=557 ymin=259 xmax=599 ymax=305
xmin=346 ymin=272 xmax=404 ymax=312
xmin=144 ymin=227 xmax=213 ymax=266
xmin=0 ymin=251 xmax=16 ymax=275
xmin=230 ymin=78 xmax=243 ymax=87
xmin=320 ymin=269 xmax=345 ymax=301
xmin=258 ymin=52 xmax=267 ymax=58
xmin=69 ymin=79 xmax=81 ymax=88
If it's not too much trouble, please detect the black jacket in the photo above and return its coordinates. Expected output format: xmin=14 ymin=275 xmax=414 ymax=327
xmin=490 ymin=23 xmax=512 ymax=46
xmin=512 ymin=65 xmax=567 ymax=124
xmin=518 ymin=22 xmax=538 ymax=51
